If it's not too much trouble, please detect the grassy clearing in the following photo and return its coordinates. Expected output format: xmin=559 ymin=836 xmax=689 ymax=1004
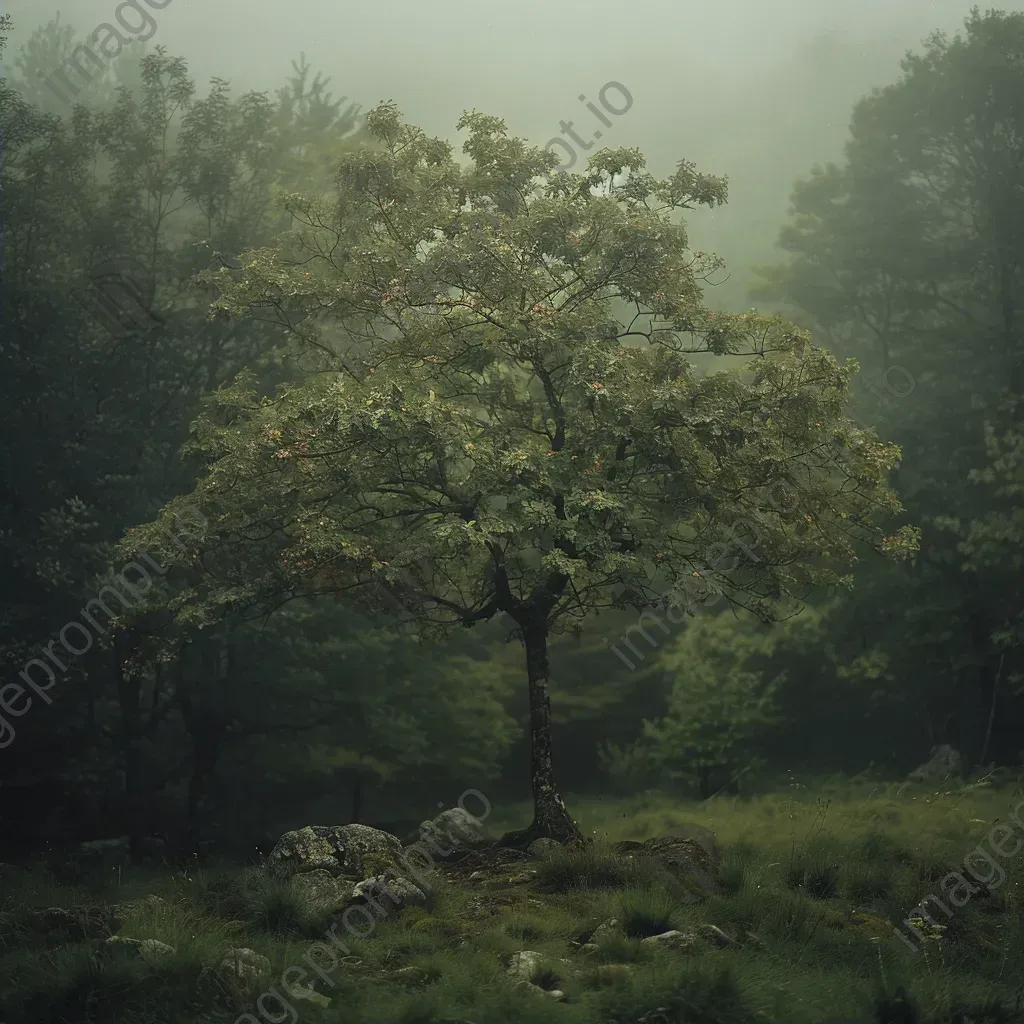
xmin=2 ymin=776 xmax=1024 ymax=1023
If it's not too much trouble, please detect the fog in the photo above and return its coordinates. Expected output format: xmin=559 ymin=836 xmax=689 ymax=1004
xmin=2 ymin=0 xmax=984 ymax=305
xmin=6 ymin=5 xmax=1024 ymax=1018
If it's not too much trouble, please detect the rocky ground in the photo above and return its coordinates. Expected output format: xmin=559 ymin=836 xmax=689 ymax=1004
xmin=2 ymin=789 xmax=1023 ymax=1024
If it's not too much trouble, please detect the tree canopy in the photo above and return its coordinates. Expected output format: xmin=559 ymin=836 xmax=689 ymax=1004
xmin=124 ymin=101 xmax=916 ymax=842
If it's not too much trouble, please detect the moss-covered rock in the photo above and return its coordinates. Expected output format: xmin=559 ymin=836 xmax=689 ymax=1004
xmin=612 ymin=835 xmax=723 ymax=901
xmin=199 ymin=947 xmax=271 ymax=1003
xmin=98 ymin=936 xmax=175 ymax=961
xmin=291 ymin=868 xmax=357 ymax=910
xmin=266 ymin=824 xmax=402 ymax=879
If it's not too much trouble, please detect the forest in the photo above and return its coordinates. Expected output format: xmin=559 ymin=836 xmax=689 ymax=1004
xmin=0 ymin=5 xmax=1023 ymax=1023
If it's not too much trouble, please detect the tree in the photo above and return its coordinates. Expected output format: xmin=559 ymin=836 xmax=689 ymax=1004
xmin=4 ymin=15 xmax=147 ymax=116
xmin=602 ymin=611 xmax=783 ymax=799
xmin=122 ymin=102 xmax=916 ymax=845
xmin=0 ymin=46 xmax=378 ymax=852
xmin=752 ymin=7 xmax=1024 ymax=765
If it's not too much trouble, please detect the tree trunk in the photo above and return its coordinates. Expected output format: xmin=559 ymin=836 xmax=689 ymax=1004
xmin=500 ymin=622 xmax=583 ymax=848
xmin=978 ymin=653 xmax=1005 ymax=770
xmin=113 ymin=635 xmax=145 ymax=864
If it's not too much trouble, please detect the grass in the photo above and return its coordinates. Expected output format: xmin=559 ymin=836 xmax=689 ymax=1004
xmin=3 ymin=774 xmax=1024 ymax=1023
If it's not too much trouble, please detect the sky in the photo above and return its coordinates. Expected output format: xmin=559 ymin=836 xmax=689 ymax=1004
xmin=2 ymin=0 xmax=1012 ymax=304
xmin=3 ymin=0 xmax=982 ymax=134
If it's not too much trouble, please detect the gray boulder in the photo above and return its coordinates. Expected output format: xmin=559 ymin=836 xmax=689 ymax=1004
xmin=641 ymin=929 xmax=699 ymax=951
xmin=506 ymin=950 xmax=568 ymax=1000
xmin=611 ymin=835 xmax=723 ymax=902
xmin=199 ymin=947 xmax=271 ymax=1000
xmin=640 ymin=924 xmax=734 ymax=951
xmin=99 ymin=936 xmax=175 ymax=960
xmin=76 ymin=836 xmax=165 ymax=862
xmin=291 ymin=868 xmax=356 ymax=910
xmin=908 ymin=745 xmax=964 ymax=783
xmin=351 ymin=873 xmax=429 ymax=916
xmin=527 ymin=838 xmax=561 ymax=860
xmin=266 ymin=824 xmax=401 ymax=879
xmin=664 ymin=823 xmax=720 ymax=862
xmin=414 ymin=807 xmax=486 ymax=857
xmin=588 ymin=918 xmax=623 ymax=943
xmin=113 ymin=894 xmax=167 ymax=917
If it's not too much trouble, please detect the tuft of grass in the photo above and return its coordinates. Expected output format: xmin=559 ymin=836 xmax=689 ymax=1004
xmin=595 ymin=961 xmax=757 ymax=1024
xmin=615 ymin=885 xmax=679 ymax=938
xmin=785 ymin=852 xmax=840 ymax=899
xmin=534 ymin=842 xmax=660 ymax=893
xmin=840 ymin=858 xmax=898 ymax=902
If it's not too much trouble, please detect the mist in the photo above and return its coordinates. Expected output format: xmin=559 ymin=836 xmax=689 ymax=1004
xmin=3 ymin=0 xmax=978 ymax=306
xmin=3 ymin=2 xmax=1024 ymax=1021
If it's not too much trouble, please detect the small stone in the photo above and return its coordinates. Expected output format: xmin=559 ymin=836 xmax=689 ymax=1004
xmin=101 ymin=936 xmax=175 ymax=960
xmin=415 ymin=807 xmax=486 ymax=858
xmin=394 ymin=965 xmax=430 ymax=984
xmin=78 ymin=837 xmax=131 ymax=860
xmin=351 ymin=873 xmax=428 ymax=915
xmin=517 ymin=981 xmax=560 ymax=999
xmin=266 ymin=824 xmax=402 ymax=878
xmin=114 ymin=894 xmax=167 ymax=916
xmin=504 ymin=869 xmax=538 ymax=884
xmin=292 ymin=869 xmax=355 ymax=910
xmin=908 ymin=744 xmax=964 ymax=783
xmin=507 ymin=950 xmax=544 ymax=981
xmin=641 ymin=929 xmax=699 ymax=951
xmin=589 ymin=918 xmax=622 ymax=943
xmin=527 ymin=838 xmax=561 ymax=860
xmin=696 ymin=923 xmax=734 ymax=947
xmin=290 ymin=984 xmax=332 ymax=1008
xmin=199 ymin=947 xmax=271 ymax=1000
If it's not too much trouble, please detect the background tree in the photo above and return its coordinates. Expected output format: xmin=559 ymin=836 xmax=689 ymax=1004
xmin=1 ymin=46 xmax=493 ymax=856
xmin=751 ymin=6 xmax=1024 ymax=768
xmin=5 ymin=15 xmax=146 ymax=116
xmin=602 ymin=612 xmax=783 ymax=799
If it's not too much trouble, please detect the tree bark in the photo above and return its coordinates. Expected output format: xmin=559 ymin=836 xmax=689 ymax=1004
xmin=501 ymin=621 xmax=583 ymax=848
